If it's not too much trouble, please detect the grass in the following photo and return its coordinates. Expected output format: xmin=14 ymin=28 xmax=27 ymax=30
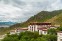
xmin=45 ymin=13 xmax=62 ymax=25
xmin=0 ymin=40 xmax=1 ymax=41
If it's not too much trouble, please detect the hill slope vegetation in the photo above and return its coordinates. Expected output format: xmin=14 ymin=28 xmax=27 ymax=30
xmin=45 ymin=13 xmax=62 ymax=25
xmin=11 ymin=10 xmax=62 ymax=27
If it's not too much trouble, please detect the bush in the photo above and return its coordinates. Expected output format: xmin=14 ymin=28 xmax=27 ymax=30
xmin=2 ymin=31 xmax=57 ymax=41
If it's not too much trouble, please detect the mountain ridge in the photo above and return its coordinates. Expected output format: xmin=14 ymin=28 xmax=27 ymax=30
xmin=10 ymin=10 xmax=62 ymax=27
xmin=1 ymin=10 xmax=62 ymax=35
xmin=0 ymin=22 xmax=16 ymax=27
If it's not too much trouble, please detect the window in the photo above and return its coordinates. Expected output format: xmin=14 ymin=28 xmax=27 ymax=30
xmin=32 ymin=27 xmax=33 ymax=31
xmin=30 ymin=26 xmax=31 ymax=30
xmin=34 ymin=25 xmax=35 ymax=31
xmin=38 ymin=30 xmax=39 ymax=32
xmin=44 ymin=31 xmax=47 ymax=34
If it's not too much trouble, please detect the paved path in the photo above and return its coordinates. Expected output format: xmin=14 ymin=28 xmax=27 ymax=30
xmin=0 ymin=34 xmax=7 ymax=40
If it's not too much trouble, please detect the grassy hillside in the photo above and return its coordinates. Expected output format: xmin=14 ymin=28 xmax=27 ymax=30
xmin=10 ymin=10 xmax=62 ymax=27
xmin=45 ymin=13 xmax=62 ymax=25
xmin=0 ymin=27 xmax=13 ymax=35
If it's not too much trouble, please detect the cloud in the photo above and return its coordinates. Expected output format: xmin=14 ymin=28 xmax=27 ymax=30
xmin=0 ymin=0 xmax=62 ymax=22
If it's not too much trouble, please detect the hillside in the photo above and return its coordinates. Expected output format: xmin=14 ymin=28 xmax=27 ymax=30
xmin=45 ymin=13 xmax=62 ymax=25
xmin=10 ymin=10 xmax=62 ymax=27
xmin=1 ymin=10 xmax=62 ymax=35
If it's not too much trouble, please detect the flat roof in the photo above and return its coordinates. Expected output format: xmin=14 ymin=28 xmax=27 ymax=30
xmin=29 ymin=22 xmax=51 ymax=25
xmin=38 ymin=27 xmax=47 ymax=31
xmin=16 ymin=28 xmax=28 ymax=30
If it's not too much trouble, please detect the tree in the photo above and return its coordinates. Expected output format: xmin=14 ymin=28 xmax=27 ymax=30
xmin=2 ymin=37 xmax=19 ymax=41
xmin=18 ymin=31 xmax=39 ymax=41
xmin=42 ymin=34 xmax=57 ymax=41
xmin=2 ymin=34 xmax=19 ymax=41
xmin=19 ymin=39 xmax=26 ymax=41
xmin=57 ymin=26 xmax=62 ymax=31
xmin=2 ymin=31 xmax=57 ymax=41
xmin=36 ymin=37 xmax=47 ymax=41
xmin=47 ymin=28 xmax=57 ymax=35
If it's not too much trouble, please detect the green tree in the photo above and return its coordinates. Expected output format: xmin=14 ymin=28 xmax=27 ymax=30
xmin=2 ymin=34 xmax=19 ymax=41
xmin=42 ymin=34 xmax=57 ymax=41
xmin=57 ymin=26 xmax=62 ymax=31
xmin=19 ymin=39 xmax=26 ymax=41
xmin=36 ymin=37 xmax=47 ymax=41
xmin=2 ymin=37 xmax=19 ymax=41
xmin=47 ymin=28 xmax=57 ymax=35
xmin=2 ymin=31 xmax=57 ymax=41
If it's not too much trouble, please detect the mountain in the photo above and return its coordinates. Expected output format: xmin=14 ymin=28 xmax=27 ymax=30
xmin=10 ymin=10 xmax=62 ymax=27
xmin=1 ymin=10 xmax=62 ymax=35
xmin=0 ymin=22 xmax=16 ymax=27
xmin=45 ymin=13 xmax=62 ymax=25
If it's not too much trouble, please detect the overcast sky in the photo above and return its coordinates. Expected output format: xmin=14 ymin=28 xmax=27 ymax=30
xmin=0 ymin=0 xmax=62 ymax=23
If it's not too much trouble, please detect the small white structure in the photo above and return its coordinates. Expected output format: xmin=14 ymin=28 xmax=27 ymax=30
xmin=38 ymin=27 xmax=47 ymax=35
xmin=10 ymin=30 xmax=16 ymax=35
xmin=28 ymin=22 xmax=51 ymax=32
xmin=55 ymin=25 xmax=60 ymax=27
xmin=16 ymin=28 xmax=28 ymax=34
xmin=57 ymin=31 xmax=62 ymax=41
xmin=10 ymin=28 xmax=28 ymax=35
xmin=48 ymin=26 xmax=56 ymax=29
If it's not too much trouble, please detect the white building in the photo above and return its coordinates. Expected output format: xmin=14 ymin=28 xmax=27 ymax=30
xmin=10 ymin=28 xmax=28 ymax=35
xmin=57 ymin=31 xmax=62 ymax=41
xmin=10 ymin=22 xmax=60 ymax=35
xmin=10 ymin=30 xmax=16 ymax=35
xmin=28 ymin=22 xmax=51 ymax=32
xmin=48 ymin=26 xmax=56 ymax=29
xmin=16 ymin=28 xmax=28 ymax=34
xmin=38 ymin=27 xmax=47 ymax=35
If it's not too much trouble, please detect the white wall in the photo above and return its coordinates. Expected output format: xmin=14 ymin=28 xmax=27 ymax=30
xmin=28 ymin=25 xmax=38 ymax=32
xmin=10 ymin=32 xmax=16 ymax=35
xmin=57 ymin=33 xmax=62 ymax=41
xmin=39 ymin=30 xmax=42 ymax=35
xmin=39 ymin=30 xmax=47 ymax=35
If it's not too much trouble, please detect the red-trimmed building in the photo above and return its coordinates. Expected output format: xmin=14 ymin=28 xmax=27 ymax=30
xmin=16 ymin=28 xmax=28 ymax=33
xmin=10 ymin=28 xmax=28 ymax=35
xmin=10 ymin=22 xmax=60 ymax=35
xmin=28 ymin=22 xmax=51 ymax=32
xmin=38 ymin=27 xmax=48 ymax=35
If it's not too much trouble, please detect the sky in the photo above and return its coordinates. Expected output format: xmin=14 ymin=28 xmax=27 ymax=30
xmin=0 ymin=0 xmax=62 ymax=23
